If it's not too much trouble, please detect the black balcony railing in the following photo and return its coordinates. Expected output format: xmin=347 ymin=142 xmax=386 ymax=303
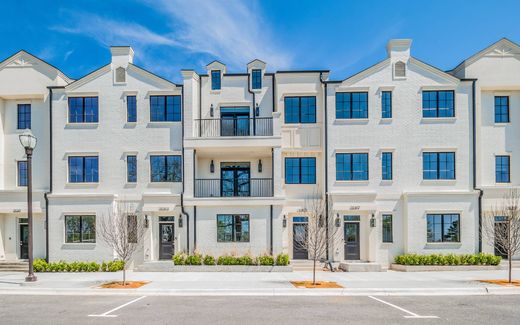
xmin=195 ymin=117 xmax=273 ymax=137
xmin=195 ymin=178 xmax=273 ymax=197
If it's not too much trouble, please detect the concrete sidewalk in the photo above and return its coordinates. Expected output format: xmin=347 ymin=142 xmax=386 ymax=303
xmin=1 ymin=269 xmax=520 ymax=296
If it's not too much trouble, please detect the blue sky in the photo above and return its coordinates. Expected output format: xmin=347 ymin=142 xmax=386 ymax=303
xmin=2 ymin=0 xmax=520 ymax=82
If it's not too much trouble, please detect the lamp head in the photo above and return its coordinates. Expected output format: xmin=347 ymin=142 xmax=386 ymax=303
xmin=19 ymin=130 xmax=37 ymax=151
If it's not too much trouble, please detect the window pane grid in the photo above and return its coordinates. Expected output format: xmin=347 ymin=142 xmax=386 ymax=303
xmin=427 ymin=214 xmax=460 ymax=243
xmin=382 ymin=214 xmax=393 ymax=243
xmin=127 ymin=96 xmax=137 ymax=122
xmin=68 ymin=156 xmax=99 ymax=183
xmin=150 ymin=95 xmax=181 ymax=122
xmin=284 ymin=96 xmax=316 ymax=123
xmin=422 ymin=91 xmax=454 ymax=118
xmin=17 ymin=104 xmax=31 ymax=129
xmin=217 ymin=214 xmax=250 ymax=242
xmin=423 ymin=152 xmax=455 ymax=180
xmin=285 ymin=157 xmax=316 ymax=184
xmin=336 ymin=92 xmax=368 ymax=119
xmin=494 ymin=96 xmax=509 ymax=123
xmin=252 ymin=69 xmax=262 ymax=89
xmin=127 ymin=155 xmax=137 ymax=183
xmin=211 ymin=70 xmax=221 ymax=90
xmin=336 ymin=153 xmax=368 ymax=181
xmin=382 ymin=91 xmax=392 ymax=119
xmin=495 ymin=155 xmax=510 ymax=183
xmin=65 ymin=215 xmax=96 ymax=243
xmin=150 ymin=155 xmax=182 ymax=182
xmin=17 ymin=161 xmax=28 ymax=187
xmin=382 ymin=152 xmax=392 ymax=180
xmin=68 ymin=97 xmax=99 ymax=123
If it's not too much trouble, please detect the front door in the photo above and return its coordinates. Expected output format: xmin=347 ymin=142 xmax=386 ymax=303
xmin=344 ymin=222 xmax=360 ymax=260
xmin=220 ymin=107 xmax=250 ymax=136
xmin=19 ymin=224 xmax=29 ymax=259
xmin=221 ymin=163 xmax=250 ymax=197
xmin=159 ymin=223 xmax=174 ymax=260
xmin=293 ymin=223 xmax=309 ymax=259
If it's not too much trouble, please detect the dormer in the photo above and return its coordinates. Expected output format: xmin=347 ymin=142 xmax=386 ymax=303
xmin=111 ymin=46 xmax=134 ymax=84
xmin=206 ymin=60 xmax=226 ymax=91
xmin=247 ymin=59 xmax=266 ymax=91
xmin=386 ymin=39 xmax=411 ymax=80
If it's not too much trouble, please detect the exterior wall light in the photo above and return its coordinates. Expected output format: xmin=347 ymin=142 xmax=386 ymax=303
xmin=255 ymin=103 xmax=260 ymax=116
xmin=210 ymin=160 xmax=215 ymax=173
xmin=318 ymin=214 xmax=324 ymax=228
xmin=210 ymin=104 xmax=214 ymax=117
xmin=144 ymin=215 xmax=149 ymax=228
xmin=335 ymin=214 xmax=341 ymax=227
xmin=178 ymin=214 xmax=183 ymax=228
xmin=258 ymin=159 xmax=262 ymax=173
xmin=370 ymin=214 xmax=376 ymax=228
xmin=282 ymin=215 xmax=287 ymax=228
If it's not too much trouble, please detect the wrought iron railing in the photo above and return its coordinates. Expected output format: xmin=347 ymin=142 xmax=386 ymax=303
xmin=195 ymin=117 xmax=273 ymax=137
xmin=194 ymin=178 xmax=273 ymax=197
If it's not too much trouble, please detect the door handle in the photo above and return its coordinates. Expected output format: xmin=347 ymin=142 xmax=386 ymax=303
xmin=20 ymin=241 xmax=23 ymax=246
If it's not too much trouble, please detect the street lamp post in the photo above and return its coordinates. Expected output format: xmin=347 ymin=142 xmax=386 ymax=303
xmin=19 ymin=130 xmax=37 ymax=282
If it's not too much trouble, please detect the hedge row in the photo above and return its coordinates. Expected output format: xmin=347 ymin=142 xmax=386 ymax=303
xmin=173 ymin=253 xmax=290 ymax=266
xmin=394 ymin=253 xmax=501 ymax=266
xmin=33 ymin=259 xmax=125 ymax=272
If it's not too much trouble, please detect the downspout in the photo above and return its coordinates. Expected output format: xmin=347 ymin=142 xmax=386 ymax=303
xmin=247 ymin=73 xmax=256 ymax=135
xmin=198 ymin=76 xmax=202 ymax=137
xmin=180 ymin=84 xmax=190 ymax=253
xmin=270 ymin=148 xmax=274 ymax=255
xmin=319 ymin=73 xmax=329 ymax=260
xmin=193 ymin=150 xmax=197 ymax=251
xmin=270 ymin=205 xmax=273 ymax=255
xmin=272 ymin=74 xmax=276 ymax=112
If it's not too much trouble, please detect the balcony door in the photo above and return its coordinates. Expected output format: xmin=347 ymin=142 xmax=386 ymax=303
xmin=221 ymin=162 xmax=250 ymax=197
xmin=220 ymin=107 xmax=250 ymax=136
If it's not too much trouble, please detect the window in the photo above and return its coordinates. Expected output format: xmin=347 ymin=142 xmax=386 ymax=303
xmin=382 ymin=152 xmax=393 ymax=181
xmin=427 ymin=214 xmax=460 ymax=242
xmin=252 ymin=69 xmax=262 ymax=89
xmin=17 ymin=161 xmax=28 ymax=187
xmin=494 ymin=96 xmax=509 ymax=123
xmin=217 ymin=214 xmax=249 ymax=242
xmin=68 ymin=156 xmax=99 ymax=183
xmin=127 ymin=215 xmax=138 ymax=243
xmin=336 ymin=153 xmax=369 ymax=181
xmin=150 ymin=95 xmax=181 ymax=122
xmin=382 ymin=214 xmax=393 ymax=243
xmin=68 ymin=97 xmax=99 ymax=123
xmin=382 ymin=91 xmax=392 ymax=119
xmin=17 ymin=104 xmax=31 ymax=129
xmin=65 ymin=215 xmax=96 ymax=243
xmin=285 ymin=157 xmax=316 ymax=184
xmin=336 ymin=92 xmax=368 ymax=119
xmin=211 ymin=70 xmax=221 ymax=90
xmin=496 ymin=155 xmax=510 ymax=183
xmin=127 ymin=96 xmax=137 ymax=122
xmin=127 ymin=155 xmax=137 ymax=183
xmin=422 ymin=91 xmax=454 ymax=118
xmin=394 ymin=61 xmax=406 ymax=77
xmin=150 ymin=155 xmax=182 ymax=182
xmin=423 ymin=152 xmax=455 ymax=180
xmin=284 ymin=96 xmax=316 ymax=123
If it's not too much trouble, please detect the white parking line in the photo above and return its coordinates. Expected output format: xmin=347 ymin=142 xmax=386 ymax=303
xmin=368 ymin=296 xmax=439 ymax=319
xmin=88 ymin=296 xmax=147 ymax=318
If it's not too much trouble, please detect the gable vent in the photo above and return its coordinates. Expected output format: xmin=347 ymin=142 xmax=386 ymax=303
xmin=115 ymin=67 xmax=126 ymax=83
xmin=394 ymin=61 xmax=406 ymax=77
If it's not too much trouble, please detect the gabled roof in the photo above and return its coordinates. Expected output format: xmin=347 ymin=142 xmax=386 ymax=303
xmin=205 ymin=60 xmax=226 ymax=68
xmin=0 ymin=50 xmax=73 ymax=83
xmin=247 ymin=58 xmax=266 ymax=65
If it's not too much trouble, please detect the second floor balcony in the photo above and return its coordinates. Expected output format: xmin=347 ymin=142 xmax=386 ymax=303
xmin=195 ymin=178 xmax=273 ymax=198
xmin=195 ymin=117 xmax=273 ymax=137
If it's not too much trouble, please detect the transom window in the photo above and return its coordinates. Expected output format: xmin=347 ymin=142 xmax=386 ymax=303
xmin=252 ymin=69 xmax=262 ymax=89
xmin=427 ymin=214 xmax=460 ymax=243
xmin=336 ymin=92 xmax=368 ymax=119
xmin=127 ymin=155 xmax=137 ymax=183
xmin=17 ymin=104 xmax=31 ymax=129
xmin=336 ymin=153 xmax=369 ymax=181
xmin=150 ymin=95 xmax=181 ymax=122
xmin=68 ymin=156 xmax=99 ymax=183
xmin=382 ymin=152 xmax=393 ymax=181
xmin=211 ymin=70 xmax=221 ymax=90
xmin=422 ymin=91 xmax=454 ymax=118
xmin=217 ymin=214 xmax=250 ymax=242
xmin=495 ymin=155 xmax=510 ymax=183
xmin=17 ymin=161 xmax=28 ymax=187
xmin=423 ymin=152 xmax=455 ymax=180
xmin=150 ymin=155 xmax=182 ymax=182
xmin=284 ymin=96 xmax=316 ymax=123
xmin=65 ymin=215 xmax=96 ymax=243
xmin=382 ymin=214 xmax=393 ymax=243
xmin=127 ymin=96 xmax=137 ymax=122
xmin=285 ymin=157 xmax=316 ymax=184
xmin=68 ymin=97 xmax=99 ymax=123
xmin=494 ymin=96 xmax=509 ymax=123
xmin=381 ymin=91 xmax=392 ymax=119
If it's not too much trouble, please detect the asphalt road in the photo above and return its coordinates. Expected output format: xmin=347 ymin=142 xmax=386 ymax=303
xmin=1 ymin=294 xmax=519 ymax=324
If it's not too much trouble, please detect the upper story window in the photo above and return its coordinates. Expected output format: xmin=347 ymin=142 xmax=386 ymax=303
xmin=127 ymin=96 xmax=137 ymax=123
xmin=150 ymin=155 xmax=182 ymax=182
xmin=150 ymin=95 xmax=181 ymax=122
xmin=422 ymin=91 xmax=454 ymax=118
xmin=68 ymin=97 xmax=99 ymax=123
xmin=427 ymin=213 xmax=460 ymax=243
xmin=252 ymin=69 xmax=262 ymax=89
xmin=382 ymin=152 xmax=393 ymax=181
xmin=496 ymin=155 xmax=510 ymax=183
xmin=494 ymin=96 xmax=509 ymax=123
xmin=217 ymin=214 xmax=250 ymax=242
xmin=336 ymin=153 xmax=369 ymax=181
xmin=65 ymin=215 xmax=96 ymax=243
xmin=336 ymin=92 xmax=368 ymax=119
xmin=423 ymin=152 xmax=455 ymax=180
xmin=285 ymin=157 xmax=316 ymax=184
xmin=394 ymin=61 xmax=406 ymax=77
xmin=127 ymin=155 xmax=137 ymax=183
xmin=284 ymin=96 xmax=316 ymax=123
xmin=211 ymin=70 xmax=221 ymax=90
xmin=381 ymin=91 xmax=392 ymax=119
xmin=17 ymin=161 xmax=28 ymax=187
xmin=68 ymin=156 xmax=99 ymax=183
xmin=17 ymin=104 xmax=31 ymax=129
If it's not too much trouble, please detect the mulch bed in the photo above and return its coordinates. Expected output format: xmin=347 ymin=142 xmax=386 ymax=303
xmin=290 ymin=281 xmax=343 ymax=289
xmin=99 ymin=281 xmax=149 ymax=289
xmin=479 ymin=279 xmax=520 ymax=287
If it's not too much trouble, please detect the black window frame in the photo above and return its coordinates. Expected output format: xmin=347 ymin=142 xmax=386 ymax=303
xmin=381 ymin=91 xmax=392 ymax=119
xmin=284 ymin=96 xmax=317 ymax=124
xmin=495 ymin=155 xmax=510 ymax=183
xmin=17 ymin=104 xmax=31 ymax=129
xmin=65 ymin=215 xmax=96 ymax=243
xmin=149 ymin=95 xmax=181 ymax=122
xmin=382 ymin=214 xmax=393 ymax=243
xmin=150 ymin=155 xmax=182 ymax=183
xmin=494 ymin=96 xmax=510 ymax=123
xmin=211 ymin=70 xmax=221 ymax=90
xmin=216 ymin=214 xmax=250 ymax=242
xmin=335 ymin=92 xmax=369 ymax=119
xmin=68 ymin=96 xmax=99 ymax=123
xmin=336 ymin=153 xmax=369 ymax=181
xmin=426 ymin=213 xmax=460 ymax=243
xmin=68 ymin=156 xmax=99 ymax=183
xmin=17 ymin=160 xmax=28 ymax=187
xmin=252 ymin=69 xmax=262 ymax=89
xmin=381 ymin=152 xmax=393 ymax=181
xmin=284 ymin=157 xmax=317 ymax=184
xmin=422 ymin=90 xmax=455 ymax=118
xmin=422 ymin=152 xmax=456 ymax=180
xmin=127 ymin=155 xmax=137 ymax=183
xmin=127 ymin=95 xmax=137 ymax=123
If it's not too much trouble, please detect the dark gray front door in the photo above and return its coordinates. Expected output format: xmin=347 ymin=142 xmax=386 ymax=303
xmin=344 ymin=222 xmax=360 ymax=260
xmin=293 ymin=223 xmax=308 ymax=259
xmin=20 ymin=224 xmax=29 ymax=259
xmin=159 ymin=223 xmax=174 ymax=260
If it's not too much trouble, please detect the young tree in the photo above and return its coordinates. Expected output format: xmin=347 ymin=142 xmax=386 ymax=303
xmin=98 ymin=201 xmax=146 ymax=286
xmin=293 ymin=194 xmax=341 ymax=285
xmin=482 ymin=189 xmax=520 ymax=283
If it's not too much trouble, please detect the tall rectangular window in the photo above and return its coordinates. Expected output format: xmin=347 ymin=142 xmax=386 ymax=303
xmin=284 ymin=96 xmax=316 ymax=123
xmin=252 ymin=69 xmax=262 ymax=89
xmin=17 ymin=161 xmax=28 ymax=187
xmin=211 ymin=70 xmax=221 ymax=90
xmin=127 ymin=95 xmax=137 ymax=122
xmin=381 ymin=91 xmax=392 ymax=119
xmin=127 ymin=155 xmax=137 ymax=183
xmin=65 ymin=215 xmax=96 ymax=243
xmin=68 ymin=156 xmax=99 ymax=183
xmin=17 ymin=104 xmax=31 ymax=129
xmin=127 ymin=215 xmax=138 ymax=243
xmin=284 ymin=157 xmax=316 ymax=184
xmin=423 ymin=152 xmax=455 ymax=180
xmin=336 ymin=153 xmax=369 ymax=181
xmin=150 ymin=155 xmax=182 ymax=182
xmin=496 ymin=155 xmax=510 ymax=183
xmin=68 ymin=97 xmax=99 ymax=123
xmin=382 ymin=214 xmax=393 ymax=243
xmin=336 ymin=92 xmax=368 ymax=119
xmin=382 ymin=152 xmax=393 ymax=181
xmin=150 ymin=95 xmax=181 ymax=122
xmin=217 ymin=214 xmax=250 ymax=242
xmin=427 ymin=214 xmax=460 ymax=243
xmin=494 ymin=96 xmax=509 ymax=123
xmin=422 ymin=90 xmax=455 ymax=118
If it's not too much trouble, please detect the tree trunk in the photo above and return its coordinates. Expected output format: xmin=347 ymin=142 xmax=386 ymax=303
xmin=508 ymin=252 xmax=512 ymax=284
xmin=123 ymin=266 xmax=126 ymax=286
xmin=312 ymin=258 xmax=316 ymax=285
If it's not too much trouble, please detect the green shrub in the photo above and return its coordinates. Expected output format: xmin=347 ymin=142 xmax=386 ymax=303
xmin=217 ymin=255 xmax=241 ymax=265
xmin=276 ymin=253 xmax=290 ymax=266
xmin=33 ymin=258 xmax=48 ymax=272
xmin=394 ymin=253 xmax=501 ymax=266
xmin=237 ymin=255 xmax=255 ymax=265
xmin=172 ymin=253 xmax=187 ymax=265
xmin=257 ymin=254 xmax=274 ymax=266
xmin=203 ymin=255 xmax=215 ymax=265
xmin=185 ymin=254 xmax=203 ymax=265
